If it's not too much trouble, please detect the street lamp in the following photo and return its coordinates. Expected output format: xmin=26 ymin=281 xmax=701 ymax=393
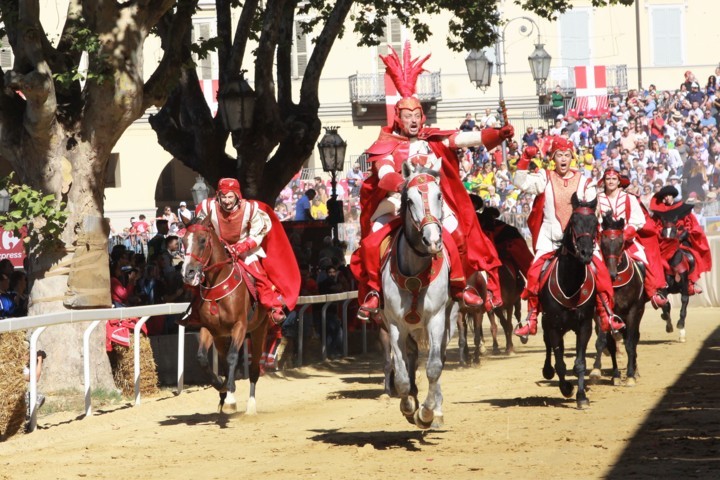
xmin=191 ymin=175 xmax=210 ymax=206
xmin=0 ymin=188 xmax=9 ymax=213
xmin=217 ymin=71 xmax=256 ymax=132
xmin=317 ymin=126 xmax=347 ymax=239
xmin=465 ymin=16 xmax=551 ymax=166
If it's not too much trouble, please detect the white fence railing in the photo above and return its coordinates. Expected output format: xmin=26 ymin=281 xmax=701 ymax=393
xmin=0 ymin=291 xmax=359 ymax=433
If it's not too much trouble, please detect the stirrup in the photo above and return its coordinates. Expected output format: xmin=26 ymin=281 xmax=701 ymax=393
xmin=358 ymin=292 xmax=380 ymax=322
xmin=461 ymin=287 xmax=484 ymax=310
xmin=608 ymin=314 xmax=625 ymax=334
xmin=270 ymin=307 xmax=287 ymax=325
xmin=650 ymin=293 xmax=668 ymax=309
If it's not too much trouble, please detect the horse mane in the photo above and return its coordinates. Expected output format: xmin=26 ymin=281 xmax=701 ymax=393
xmin=601 ymin=210 xmax=624 ymax=230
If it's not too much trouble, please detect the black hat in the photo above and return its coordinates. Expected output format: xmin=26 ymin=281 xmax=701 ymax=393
xmin=654 ymin=185 xmax=678 ymax=200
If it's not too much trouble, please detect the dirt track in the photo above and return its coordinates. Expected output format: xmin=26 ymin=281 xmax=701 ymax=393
xmin=1 ymin=307 xmax=719 ymax=480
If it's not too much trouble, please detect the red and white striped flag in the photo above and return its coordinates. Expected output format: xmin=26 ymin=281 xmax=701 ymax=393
xmin=573 ymin=66 xmax=609 ymax=117
xmin=199 ymin=79 xmax=219 ymax=116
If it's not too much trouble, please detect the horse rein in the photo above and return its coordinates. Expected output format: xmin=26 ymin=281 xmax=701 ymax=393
xmin=185 ymin=224 xmax=232 ymax=275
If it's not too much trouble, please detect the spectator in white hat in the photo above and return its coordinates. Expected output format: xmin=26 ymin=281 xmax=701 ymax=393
xmin=177 ymin=201 xmax=193 ymax=227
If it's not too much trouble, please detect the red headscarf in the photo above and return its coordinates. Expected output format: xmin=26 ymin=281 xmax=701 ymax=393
xmin=549 ymin=136 xmax=574 ymax=156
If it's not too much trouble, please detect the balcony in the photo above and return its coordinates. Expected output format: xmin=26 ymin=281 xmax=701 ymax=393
xmin=348 ymin=71 xmax=442 ymax=115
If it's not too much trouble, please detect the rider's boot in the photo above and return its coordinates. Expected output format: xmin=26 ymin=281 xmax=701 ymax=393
xmin=650 ymin=288 xmax=669 ymax=309
xmin=688 ymin=281 xmax=702 ymax=295
xmin=514 ymin=295 xmax=539 ymax=337
xmin=484 ymin=289 xmax=501 ymax=312
xmin=358 ymin=291 xmax=381 ymax=322
xmin=176 ymin=297 xmax=202 ymax=327
xmin=596 ymin=292 xmax=625 ymax=333
xmin=454 ymin=285 xmax=483 ymax=310
xmin=270 ymin=306 xmax=287 ymax=325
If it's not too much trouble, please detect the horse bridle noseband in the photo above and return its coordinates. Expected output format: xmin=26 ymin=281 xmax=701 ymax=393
xmin=406 ymin=173 xmax=443 ymax=234
xmin=601 ymin=228 xmax=624 ymax=263
xmin=568 ymin=206 xmax=596 ymax=257
xmin=185 ymin=223 xmax=231 ymax=275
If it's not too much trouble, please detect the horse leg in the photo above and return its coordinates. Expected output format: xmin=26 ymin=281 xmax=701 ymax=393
xmin=677 ymin=283 xmax=689 ymax=343
xmin=661 ymin=278 xmax=674 ymax=333
xmin=606 ymin=329 xmax=622 ymax=386
xmin=379 ymin=328 xmax=396 ymax=397
xmin=488 ymin=310 xmax=501 ymax=355
xmin=245 ymin=311 xmax=269 ymax=415
xmin=625 ymin=313 xmax=641 ymax=386
xmin=474 ymin=310 xmax=486 ymax=361
xmin=217 ymin=317 xmax=251 ymax=414
xmin=542 ymin=328 xmax=555 ymax=380
xmin=590 ymin=326 xmax=606 ymax=383
xmin=404 ymin=334 xmax=422 ymax=424
xmin=197 ymin=328 xmax=227 ymax=391
xmin=388 ymin=325 xmax=416 ymax=422
xmin=416 ymin=315 xmax=446 ymax=430
xmin=495 ymin=307 xmax=515 ymax=355
xmin=574 ymin=319 xmax=592 ymax=409
xmin=551 ymin=332 xmax=574 ymax=399
xmin=456 ymin=313 xmax=469 ymax=366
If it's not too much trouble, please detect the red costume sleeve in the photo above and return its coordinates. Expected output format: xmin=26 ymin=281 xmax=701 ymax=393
xmin=684 ymin=214 xmax=712 ymax=274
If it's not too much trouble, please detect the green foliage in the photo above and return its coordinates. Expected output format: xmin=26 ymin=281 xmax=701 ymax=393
xmin=52 ymin=23 xmax=113 ymax=87
xmin=189 ymin=35 xmax=224 ymax=61
xmin=0 ymin=174 xmax=68 ymax=253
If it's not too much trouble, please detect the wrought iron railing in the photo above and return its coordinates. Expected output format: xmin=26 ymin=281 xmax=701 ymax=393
xmin=544 ymin=64 xmax=628 ymax=94
xmin=349 ymin=71 xmax=442 ymax=104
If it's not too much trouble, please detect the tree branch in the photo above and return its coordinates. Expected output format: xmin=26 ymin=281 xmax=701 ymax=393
xmin=143 ymin=0 xmax=196 ymax=109
xmin=254 ymin=0 xmax=286 ymax=97
xmin=299 ymin=0 xmax=353 ymax=108
xmin=228 ymin=0 xmax=260 ymax=74
xmin=275 ymin=0 xmax=296 ymax=111
xmin=216 ymin=0 xmax=232 ymax=79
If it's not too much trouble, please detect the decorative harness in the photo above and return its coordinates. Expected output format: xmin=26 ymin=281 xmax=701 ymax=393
xmin=543 ymin=206 xmax=597 ymax=309
xmin=601 ymin=228 xmax=640 ymax=289
xmin=185 ymin=223 xmax=252 ymax=316
xmin=385 ymin=173 xmax=445 ymax=324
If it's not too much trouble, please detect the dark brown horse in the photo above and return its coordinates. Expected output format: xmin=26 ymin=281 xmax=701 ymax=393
xmin=592 ymin=213 xmax=646 ymax=386
xmin=181 ymin=216 xmax=269 ymax=414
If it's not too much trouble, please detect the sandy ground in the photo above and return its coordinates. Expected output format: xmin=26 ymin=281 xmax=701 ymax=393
xmin=1 ymin=307 xmax=719 ymax=480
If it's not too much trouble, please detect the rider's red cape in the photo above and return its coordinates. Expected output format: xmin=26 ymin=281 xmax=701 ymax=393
xmin=650 ymin=198 xmax=712 ymax=275
xmin=257 ymin=203 xmax=301 ymax=310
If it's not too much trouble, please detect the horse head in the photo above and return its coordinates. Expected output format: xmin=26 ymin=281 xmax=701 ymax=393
xmin=600 ymin=211 xmax=625 ymax=280
xmin=564 ymin=193 xmax=598 ymax=264
xmin=660 ymin=217 xmax=679 ymax=239
xmin=181 ymin=216 xmax=226 ymax=286
xmin=400 ymin=163 xmax=444 ymax=256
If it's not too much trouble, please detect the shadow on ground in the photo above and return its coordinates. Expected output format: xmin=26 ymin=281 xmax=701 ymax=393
xmin=607 ymin=325 xmax=720 ymax=479
xmin=307 ymin=428 xmax=442 ymax=452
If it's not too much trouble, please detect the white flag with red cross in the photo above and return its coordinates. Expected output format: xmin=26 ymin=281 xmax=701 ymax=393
xmin=569 ymin=65 xmax=609 ymax=118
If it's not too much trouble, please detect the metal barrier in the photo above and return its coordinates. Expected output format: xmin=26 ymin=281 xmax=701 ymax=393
xmin=0 ymin=291 xmax=359 ymax=432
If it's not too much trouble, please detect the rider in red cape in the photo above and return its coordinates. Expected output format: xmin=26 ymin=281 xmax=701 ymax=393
xmin=512 ymin=136 xmax=623 ymax=337
xmin=182 ymin=178 xmax=299 ymax=326
xmin=649 ymin=185 xmax=712 ymax=295
xmin=351 ymin=41 xmax=513 ymax=321
xmin=597 ymin=168 xmax=668 ymax=308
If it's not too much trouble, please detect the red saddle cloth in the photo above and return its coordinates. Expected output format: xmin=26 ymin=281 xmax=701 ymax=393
xmin=540 ymin=256 xmax=595 ymax=309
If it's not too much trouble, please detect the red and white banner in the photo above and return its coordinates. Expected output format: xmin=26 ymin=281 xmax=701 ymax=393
xmin=570 ymin=65 xmax=609 ymax=117
xmin=0 ymin=227 xmax=26 ymax=268
xmin=199 ymin=79 xmax=219 ymax=116
xmin=384 ymin=73 xmax=401 ymax=127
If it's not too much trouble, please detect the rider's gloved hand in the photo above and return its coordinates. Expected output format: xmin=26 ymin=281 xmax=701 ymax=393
xmin=622 ymin=227 xmax=636 ymax=245
xmin=230 ymin=239 xmax=257 ymax=256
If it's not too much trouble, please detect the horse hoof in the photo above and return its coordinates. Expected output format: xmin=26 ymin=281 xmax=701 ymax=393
xmin=413 ymin=408 xmax=433 ymax=430
xmin=222 ymin=401 xmax=238 ymax=414
xmin=520 ymin=335 xmax=529 ymax=345
xmin=479 ymin=343 xmax=487 ymax=355
xmin=678 ymin=329 xmax=686 ymax=343
xmin=543 ymin=365 xmax=555 ymax=380
xmin=612 ymin=376 xmax=622 ymax=387
xmin=625 ymin=377 xmax=637 ymax=387
xmin=560 ymin=381 xmax=574 ymax=398
xmin=589 ymin=369 xmax=602 ymax=383
xmin=577 ymin=398 xmax=590 ymax=410
xmin=245 ymin=397 xmax=257 ymax=415
xmin=505 ymin=348 xmax=516 ymax=356
xmin=431 ymin=415 xmax=444 ymax=429
xmin=666 ymin=323 xmax=674 ymax=333
xmin=400 ymin=397 xmax=418 ymax=417
xmin=492 ymin=346 xmax=502 ymax=355
xmin=661 ymin=312 xmax=670 ymax=321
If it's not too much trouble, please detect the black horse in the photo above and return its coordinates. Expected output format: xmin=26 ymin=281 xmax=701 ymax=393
xmin=592 ymin=213 xmax=646 ymax=386
xmin=656 ymin=212 xmax=695 ymax=342
xmin=540 ymin=194 xmax=598 ymax=409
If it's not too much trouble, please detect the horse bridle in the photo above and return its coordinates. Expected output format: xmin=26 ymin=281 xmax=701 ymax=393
xmin=568 ymin=206 xmax=596 ymax=257
xmin=185 ymin=223 xmax=231 ymax=276
xmin=405 ymin=173 xmax=443 ymax=234
xmin=601 ymin=228 xmax=624 ymax=263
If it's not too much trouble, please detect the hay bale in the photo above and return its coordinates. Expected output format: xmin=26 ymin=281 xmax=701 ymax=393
xmin=0 ymin=331 xmax=28 ymax=441
xmin=109 ymin=334 xmax=159 ymax=398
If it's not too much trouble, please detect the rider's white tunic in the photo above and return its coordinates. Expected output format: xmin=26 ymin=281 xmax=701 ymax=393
xmin=513 ymin=168 xmax=598 ymax=259
xmin=597 ymin=190 xmax=648 ymax=264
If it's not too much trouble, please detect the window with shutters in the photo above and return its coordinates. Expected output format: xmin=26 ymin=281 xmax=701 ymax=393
xmin=293 ymin=20 xmax=311 ymax=79
xmin=650 ymin=6 xmax=683 ymax=67
xmin=375 ymin=17 xmax=404 ymax=72
xmin=191 ymin=20 xmax=218 ymax=80
xmin=0 ymin=35 xmax=13 ymax=71
xmin=558 ymin=9 xmax=591 ymax=67
xmin=105 ymin=153 xmax=120 ymax=188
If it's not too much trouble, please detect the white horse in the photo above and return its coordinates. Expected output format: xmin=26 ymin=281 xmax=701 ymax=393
xmin=380 ymin=164 xmax=458 ymax=429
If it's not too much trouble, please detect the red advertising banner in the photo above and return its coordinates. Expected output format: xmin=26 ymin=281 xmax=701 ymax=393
xmin=0 ymin=227 xmax=26 ymax=268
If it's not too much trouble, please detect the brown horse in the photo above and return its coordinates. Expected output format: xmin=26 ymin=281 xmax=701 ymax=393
xmin=181 ymin=216 xmax=269 ymax=414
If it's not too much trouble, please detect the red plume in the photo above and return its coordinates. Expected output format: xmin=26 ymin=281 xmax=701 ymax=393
xmin=379 ymin=40 xmax=431 ymax=98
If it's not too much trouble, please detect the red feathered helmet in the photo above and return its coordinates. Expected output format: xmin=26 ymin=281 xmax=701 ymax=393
xmin=380 ymin=41 xmax=430 ymax=132
xmin=522 ymin=146 xmax=539 ymax=160
xmin=217 ymin=178 xmax=242 ymax=198
xmin=549 ymin=136 xmax=574 ymax=157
